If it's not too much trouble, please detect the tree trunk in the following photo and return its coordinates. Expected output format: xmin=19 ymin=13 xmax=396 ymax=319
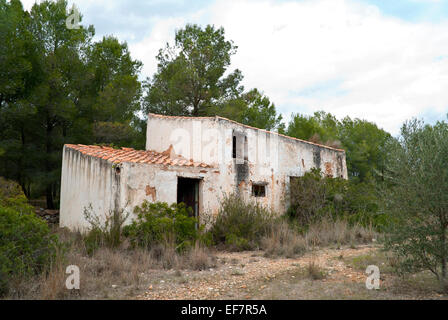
xmin=442 ymin=225 xmax=447 ymax=280
xmin=45 ymin=115 xmax=55 ymax=209
xmin=19 ymin=125 xmax=29 ymax=198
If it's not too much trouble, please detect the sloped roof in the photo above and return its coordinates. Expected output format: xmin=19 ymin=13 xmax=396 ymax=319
xmin=64 ymin=144 xmax=212 ymax=168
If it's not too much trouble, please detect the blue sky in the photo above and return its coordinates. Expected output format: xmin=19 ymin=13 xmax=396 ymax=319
xmin=21 ymin=0 xmax=448 ymax=135
xmin=365 ymin=0 xmax=448 ymax=22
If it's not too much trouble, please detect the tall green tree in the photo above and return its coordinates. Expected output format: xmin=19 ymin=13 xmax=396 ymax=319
xmin=382 ymin=118 xmax=448 ymax=290
xmin=143 ymin=24 xmax=284 ymax=132
xmin=286 ymin=111 xmax=339 ymax=145
xmin=0 ymin=0 xmax=143 ymax=208
xmin=0 ymin=0 xmax=42 ymax=197
xmin=25 ymin=0 xmax=93 ymax=208
xmin=338 ymin=117 xmax=391 ymax=181
xmin=211 ymin=88 xmax=284 ymax=131
xmin=85 ymin=36 xmax=143 ymax=147
xmin=143 ymin=24 xmax=243 ymax=116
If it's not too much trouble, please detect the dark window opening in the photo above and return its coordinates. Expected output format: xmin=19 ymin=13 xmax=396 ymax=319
xmin=244 ymin=136 xmax=248 ymax=161
xmin=232 ymin=136 xmax=237 ymax=159
xmin=177 ymin=177 xmax=200 ymax=219
xmin=252 ymin=184 xmax=266 ymax=197
xmin=232 ymin=132 xmax=248 ymax=162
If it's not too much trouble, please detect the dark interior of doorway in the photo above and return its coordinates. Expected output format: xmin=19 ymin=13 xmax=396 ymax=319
xmin=177 ymin=177 xmax=200 ymax=219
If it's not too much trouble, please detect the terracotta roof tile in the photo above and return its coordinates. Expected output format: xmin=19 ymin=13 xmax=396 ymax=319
xmin=65 ymin=144 xmax=212 ymax=168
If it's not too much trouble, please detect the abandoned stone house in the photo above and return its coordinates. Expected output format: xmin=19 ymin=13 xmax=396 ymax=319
xmin=60 ymin=113 xmax=348 ymax=231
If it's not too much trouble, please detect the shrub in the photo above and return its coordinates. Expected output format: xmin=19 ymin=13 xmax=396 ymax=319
xmin=288 ymin=169 xmax=328 ymax=226
xmin=83 ymin=205 xmax=130 ymax=255
xmin=123 ymin=201 xmax=200 ymax=251
xmin=0 ymin=177 xmax=33 ymax=214
xmin=288 ymin=169 xmax=386 ymax=230
xmin=210 ymin=193 xmax=274 ymax=251
xmin=0 ymin=206 xmax=60 ymax=296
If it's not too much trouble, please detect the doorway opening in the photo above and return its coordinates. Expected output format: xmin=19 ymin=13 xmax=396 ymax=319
xmin=177 ymin=177 xmax=201 ymax=219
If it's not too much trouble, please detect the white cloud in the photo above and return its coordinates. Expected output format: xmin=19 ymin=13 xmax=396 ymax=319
xmin=129 ymin=0 xmax=448 ymax=134
xmin=21 ymin=0 xmax=448 ymax=134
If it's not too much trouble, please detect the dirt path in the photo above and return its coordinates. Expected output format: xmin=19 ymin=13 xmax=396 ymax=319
xmin=138 ymin=245 xmax=377 ymax=300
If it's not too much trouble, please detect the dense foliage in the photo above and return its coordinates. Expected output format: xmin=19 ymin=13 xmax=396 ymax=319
xmin=382 ymin=119 xmax=448 ymax=289
xmin=288 ymin=169 xmax=386 ymax=230
xmin=209 ymin=193 xmax=275 ymax=251
xmin=0 ymin=178 xmax=59 ymax=296
xmin=0 ymin=0 xmax=143 ymax=208
xmin=286 ymin=111 xmax=392 ymax=182
xmin=123 ymin=201 xmax=201 ymax=251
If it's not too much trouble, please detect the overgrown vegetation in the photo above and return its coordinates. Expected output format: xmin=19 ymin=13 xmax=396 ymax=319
xmin=0 ymin=178 xmax=60 ymax=296
xmin=209 ymin=194 xmax=275 ymax=251
xmin=288 ymin=169 xmax=387 ymax=231
xmin=123 ymin=201 xmax=203 ymax=251
xmin=209 ymin=192 xmax=377 ymax=255
xmin=382 ymin=119 xmax=448 ymax=291
xmin=82 ymin=205 xmax=131 ymax=255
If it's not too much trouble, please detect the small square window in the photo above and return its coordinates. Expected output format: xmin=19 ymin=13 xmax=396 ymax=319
xmin=252 ymin=184 xmax=266 ymax=197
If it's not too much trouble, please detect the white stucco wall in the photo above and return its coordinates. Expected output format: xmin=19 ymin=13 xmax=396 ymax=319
xmin=60 ymin=146 xmax=122 ymax=231
xmin=60 ymin=145 xmax=222 ymax=231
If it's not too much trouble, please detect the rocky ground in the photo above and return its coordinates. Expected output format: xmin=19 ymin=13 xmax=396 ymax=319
xmin=137 ymin=245 xmax=448 ymax=300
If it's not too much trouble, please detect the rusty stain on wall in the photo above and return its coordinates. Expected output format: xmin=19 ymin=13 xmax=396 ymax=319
xmin=325 ymin=162 xmax=333 ymax=177
xmin=145 ymin=185 xmax=156 ymax=201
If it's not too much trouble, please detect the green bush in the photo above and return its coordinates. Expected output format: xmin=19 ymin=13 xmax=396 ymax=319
xmin=288 ymin=169 xmax=387 ymax=230
xmin=0 ymin=206 xmax=60 ymax=296
xmin=0 ymin=177 xmax=33 ymax=214
xmin=123 ymin=201 xmax=200 ymax=251
xmin=209 ymin=193 xmax=275 ymax=251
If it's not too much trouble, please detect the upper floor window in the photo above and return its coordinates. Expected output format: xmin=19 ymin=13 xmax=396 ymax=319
xmin=232 ymin=132 xmax=248 ymax=161
xmin=232 ymin=136 xmax=237 ymax=159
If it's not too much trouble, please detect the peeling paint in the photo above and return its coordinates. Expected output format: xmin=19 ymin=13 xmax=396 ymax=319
xmin=325 ymin=162 xmax=333 ymax=177
xmin=145 ymin=185 xmax=156 ymax=201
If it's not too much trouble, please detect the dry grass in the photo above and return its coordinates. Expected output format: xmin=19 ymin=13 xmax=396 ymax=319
xmin=5 ymin=218 xmax=376 ymax=299
xmin=185 ymin=243 xmax=217 ymax=271
xmin=306 ymin=261 xmax=327 ymax=280
xmin=261 ymin=218 xmax=377 ymax=258
xmin=262 ymin=220 xmax=308 ymax=258
xmin=305 ymin=218 xmax=377 ymax=247
xmin=5 ymin=227 xmax=216 ymax=300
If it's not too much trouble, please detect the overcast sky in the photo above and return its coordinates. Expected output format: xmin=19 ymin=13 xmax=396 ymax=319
xmin=21 ymin=0 xmax=448 ymax=135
